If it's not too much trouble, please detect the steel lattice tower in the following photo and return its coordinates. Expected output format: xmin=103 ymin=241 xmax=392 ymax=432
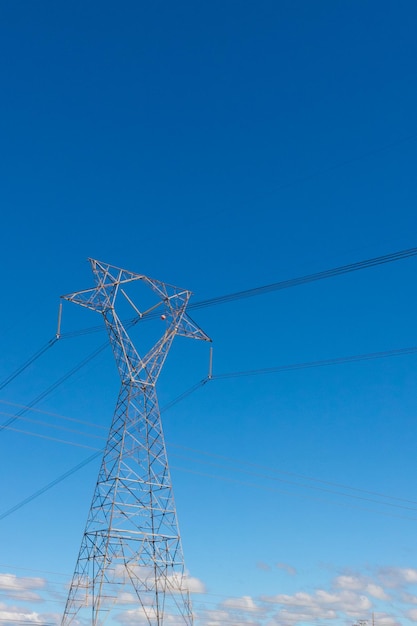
xmin=61 ymin=259 xmax=210 ymax=626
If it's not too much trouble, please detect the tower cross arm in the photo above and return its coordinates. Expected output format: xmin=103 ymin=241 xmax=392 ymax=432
xmin=61 ymin=259 xmax=148 ymax=314
xmin=175 ymin=313 xmax=211 ymax=342
xmin=61 ymin=286 xmax=109 ymax=313
xmin=161 ymin=289 xmax=211 ymax=343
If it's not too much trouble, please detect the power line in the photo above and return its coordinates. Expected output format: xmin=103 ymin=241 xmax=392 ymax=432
xmin=211 ymin=344 xmax=417 ymax=379
xmin=2 ymin=340 xmax=417 ymax=520
xmin=0 ymin=337 xmax=58 ymax=392
xmin=168 ymin=442 xmax=417 ymax=507
xmin=2 ymin=341 xmax=416 ymax=435
xmin=161 ymin=378 xmax=210 ymax=411
xmin=60 ymin=245 xmax=417 ymax=338
xmin=5 ymin=424 xmax=417 ymax=517
xmin=0 ymin=575 xmax=407 ymax=623
xmin=1 ymin=341 xmax=417 ymax=436
xmin=4 ymin=414 xmax=417 ymax=522
xmin=4 ymin=425 xmax=101 ymax=450
xmin=0 ymin=399 xmax=107 ymax=430
xmin=0 ymin=618 xmax=55 ymax=626
xmin=170 ymin=464 xmax=417 ymax=522
xmin=190 ymin=246 xmax=417 ymax=310
xmin=169 ymin=456 xmax=417 ymax=513
xmin=5 ymin=419 xmax=417 ymax=511
xmin=0 ymin=247 xmax=416 ymax=542
xmin=0 ymin=343 xmax=108 ymax=433
xmin=0 ymin=244 xmax=415 ymax=425
xmin=0 ymin=380 xmax=208 ymax=522
xmin=0 ymin=450 xmax=102 ymax=522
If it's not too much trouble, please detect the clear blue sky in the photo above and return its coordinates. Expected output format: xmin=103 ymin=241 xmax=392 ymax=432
xmin=1 ymin=1 xmax=417 ymax=624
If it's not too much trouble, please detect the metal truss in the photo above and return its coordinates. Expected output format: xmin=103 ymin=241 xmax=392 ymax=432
xmin=61 ymin=259 xmax=210 ymax=626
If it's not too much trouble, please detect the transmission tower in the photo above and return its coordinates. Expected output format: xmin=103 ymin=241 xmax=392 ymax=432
xmin=61 ymin=259 xmax=210 ymax=626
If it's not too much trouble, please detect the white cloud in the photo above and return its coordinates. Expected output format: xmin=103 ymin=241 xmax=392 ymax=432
xmin=0 ymin=573 xmax=45 ymax=591
xmin=401 ymin=592 xmax=417 ymax=605
xmin=112 ymin=564 xmax=205 ymax=594
xmin=117 ymin=605 xmax=196 ymax=625
xmin=4 ymin=564 xmax=416 ymax=626
xmin=257 ymin=562 xmax=271 ymax=572
xmin=0 ymin=609 xmax=44 ymax=624
xmin=366 ymin=583 xmax=389 ymax=600
xmin=0 ymin=603 xmax=59 ymax=626
xmin=262 ymin=591 xmax=312 ymax=606
xmin=196 ymin=609 xmax=231 ymax=625
xmin=401 ymin=570 xmax=417 ymax=584
xmin=334 ymin=574 xmax=363 ymax=590
xmin=261 ymin=587 xmax=372 ymax=623
xmin=0 ymin=573 xmax=46 ymax=602
xmin=378 ymin=567 xmax=417 ymax=588
xmin=117 ymin=591 xmax=137 ymax=604
xmin=370 ymin=613 xmax=400 ymax=626
xmin=407 ymin=608 xmax=417 ymax=622
xmin=276 ymin=562 xmax=297 ymax=576
xmin=196 ymin=607 xmax=262 ymax=626
xmin=334 ymin=575 xmax=388 ymax=600
xmin=221 ymin=595 xmax=260 ymax=612
xmin=186 ymin=576 xmax=206 ymax=594
xmin=268 ymin=606 xmax=337 ymax=625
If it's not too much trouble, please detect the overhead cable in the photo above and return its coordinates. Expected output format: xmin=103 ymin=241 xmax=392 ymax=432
xmin=211 ymin=344 xmax=417 ymax=379
xmin=3 ymin=350 xmax=417 ymax=523
xmin=0 ymin=399 xmax=107 ymax=430
xmin=60 ymin=245 xmax=417 ymax=338
xmin=169 ymin=464 xmax=417 ymax=522
xmin=0 ymin=380 xmax=208 ymax=521
xmin=1 ymin=245 xmax=416 ymax=393
xmin=0 ymin=337 xmax=58 ymax=392
xmin=0 ymin=451 xmax=102 ymax=522
xmin=3 ymin=338 xmax=413 ymax=443
xmin=2 ymin=341 xmax=417 ymax=519
xmin=1 ymin=342 xmax=417 ymax=430
xmin=190 ymin=246 xmax=417 ymax=310
xmin=0 ymin=343 xmax=108 ymax=433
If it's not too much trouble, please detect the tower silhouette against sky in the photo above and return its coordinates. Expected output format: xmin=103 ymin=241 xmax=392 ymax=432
xmin=61 ymin=259 xmax=210 ymax=626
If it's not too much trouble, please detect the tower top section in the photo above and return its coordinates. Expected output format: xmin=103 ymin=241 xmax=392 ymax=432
xmin=62 ymin=259 xmax=210 ymax=385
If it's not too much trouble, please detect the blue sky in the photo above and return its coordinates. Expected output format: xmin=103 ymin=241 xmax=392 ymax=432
xmin=1 ymin=1 xmax=417 ymax=624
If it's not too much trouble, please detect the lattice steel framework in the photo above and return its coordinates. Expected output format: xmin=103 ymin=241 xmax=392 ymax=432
xmin=61 ymin=259 xmax=210 ymax=626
